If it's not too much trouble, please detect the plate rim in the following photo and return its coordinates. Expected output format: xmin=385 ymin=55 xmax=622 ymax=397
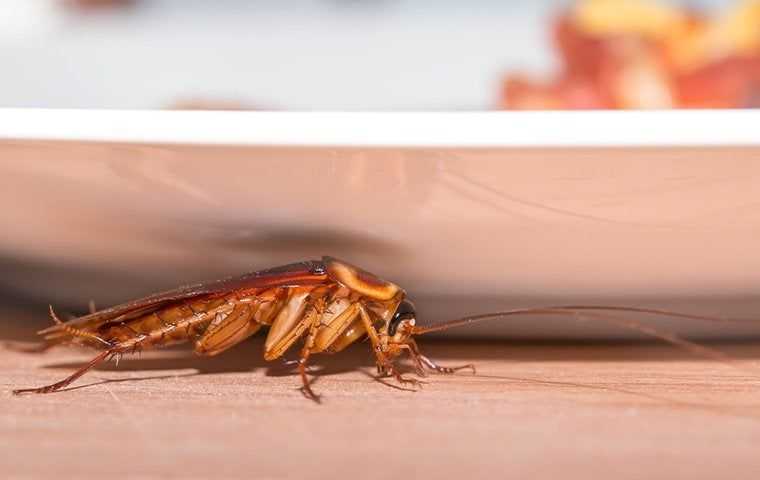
xmin=1 ymin=108 xmax=758 ymax=148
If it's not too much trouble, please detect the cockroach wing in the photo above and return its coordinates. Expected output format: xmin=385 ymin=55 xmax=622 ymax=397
xmin=42 ymin=260 xmax=329 ymax=333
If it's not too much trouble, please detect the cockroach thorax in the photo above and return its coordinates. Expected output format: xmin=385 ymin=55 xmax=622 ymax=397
xmin=323 ymin=256 xmax=402 ymax=301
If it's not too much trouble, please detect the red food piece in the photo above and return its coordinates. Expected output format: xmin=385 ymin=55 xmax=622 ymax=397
xmin=501 ymin=5 xmax=760 ymax=110
xmin=676 ymin=55 xmax=760 ymax=108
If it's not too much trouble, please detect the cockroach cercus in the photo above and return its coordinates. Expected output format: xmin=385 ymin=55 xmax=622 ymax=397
xmin=12 ymin=256 xmax=749 ymax=400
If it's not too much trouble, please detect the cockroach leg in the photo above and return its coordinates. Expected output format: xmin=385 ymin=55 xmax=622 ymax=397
xmin=297 ymin=315 xmax=322 ymax=403
xmin=356 ymin=305 xmax=399 ymax=376
xmin=12 ymin=348 xmax=120 ymax=395
xmin=281 ymin=357 xmax=300 ymax=367
xmin=408 ymin=340 xmax=476 ymax=375
xmin=383 ymin=363 xmax=426 ymax=389
xmin=356 ymin=305 xmax=424 ymax=388
xmin=357 ymin=304 xmax=382 ymax=350
xmin=280 ymin=357 xmax=317 ymax=373
xmin=297 ymin=357 xmax=319 ymax=402
xmin=418 ymin=355 xmax=476 ymax=375
xmin=108 ymin=350 xmax=125 ymax=367
xmin=393 ymin=343 xmax=428 ymax=377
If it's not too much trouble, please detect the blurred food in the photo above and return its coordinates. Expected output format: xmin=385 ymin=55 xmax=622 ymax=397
xmin=501 ymin=0 xmax=760 ymax=109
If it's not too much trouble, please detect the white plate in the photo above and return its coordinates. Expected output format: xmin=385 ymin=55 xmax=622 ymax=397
xmin=2 ymin=109 xmax=760 ymax=339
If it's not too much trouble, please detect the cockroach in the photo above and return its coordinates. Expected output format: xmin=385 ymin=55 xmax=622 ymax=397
xmin=11 ymin=256 xmax=751 ymax=400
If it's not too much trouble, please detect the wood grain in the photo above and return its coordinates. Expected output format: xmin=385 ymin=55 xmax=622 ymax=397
xmin=2 ymin=305 xmax=760 ymax=479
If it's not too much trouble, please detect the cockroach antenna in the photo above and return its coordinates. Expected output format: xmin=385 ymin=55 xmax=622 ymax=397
xmin=412 ymin=305 xmax=743 ymax=335
xmin=413 ymin=305 xmax=754 ymax=371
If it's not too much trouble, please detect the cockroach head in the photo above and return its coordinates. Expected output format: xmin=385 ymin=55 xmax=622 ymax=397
xmin=388 ymin=299 xmax=416 ymax=337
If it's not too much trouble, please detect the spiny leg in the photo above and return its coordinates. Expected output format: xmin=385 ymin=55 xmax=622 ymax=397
xmin=381 ymin=361 xmax=426 ymax=389
xmin=263 ymin=290 xmax=334 ymax=400
xmin=408 ymin=339 xmax=476 ymax=375
xmin=297 ymin=315 xmax=322 ymax=403
xmin=418 ymin=355 xmax=476 ymax=375
xmin=393 ymin=344 xmax=427 ymax=377
xmin=357 ymin=305 xmax=424 ymax=389
xmin=13 ymin=348 xmax=117 ymax=395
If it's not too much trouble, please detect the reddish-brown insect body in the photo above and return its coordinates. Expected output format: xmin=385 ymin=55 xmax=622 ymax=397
xmin=13 ymin=256 xmax=746 ymax=400
xmin=13 ymin=256 xmax=463 ymax=400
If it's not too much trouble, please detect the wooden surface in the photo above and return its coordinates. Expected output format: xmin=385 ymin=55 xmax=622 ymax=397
xmin=3 ymin=305 xmax=760 ymax=480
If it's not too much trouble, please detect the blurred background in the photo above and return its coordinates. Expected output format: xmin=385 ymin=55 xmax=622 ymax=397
xmin=5 ymin=5 xmax=760 ymax=477
xmin=0 ymin=0 xmax=758 ymax=110
xmin=3 ymin=0 xmax=760 ymax=341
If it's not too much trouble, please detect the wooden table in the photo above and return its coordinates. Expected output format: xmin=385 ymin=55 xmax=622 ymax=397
xmin=2 ymin=305 xmax=760 ymax=479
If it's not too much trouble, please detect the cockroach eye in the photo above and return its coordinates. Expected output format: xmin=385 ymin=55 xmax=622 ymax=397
xmin=388 ymin=299 xmax=416 ymax=336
